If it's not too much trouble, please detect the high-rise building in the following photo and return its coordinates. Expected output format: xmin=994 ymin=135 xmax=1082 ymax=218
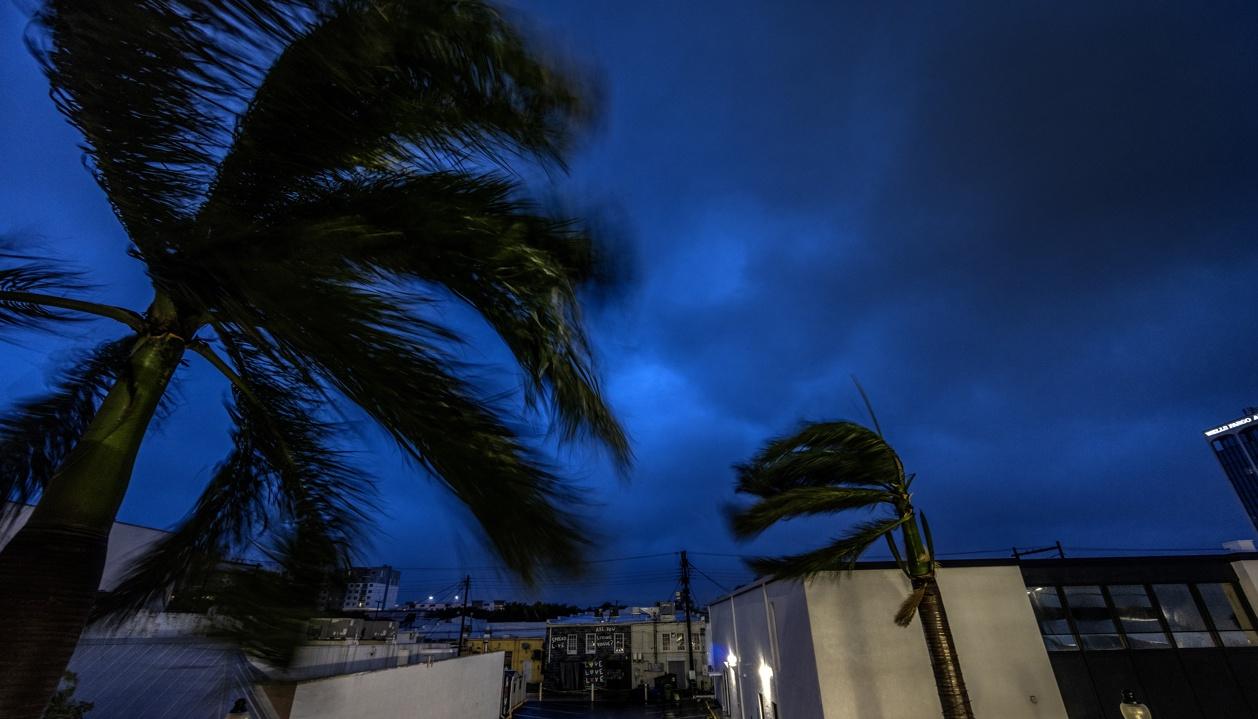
xmin=340 ymin=565 xmax=402 ymax=611
xmin=1204 ymin=407 xmax=1258 ymax=531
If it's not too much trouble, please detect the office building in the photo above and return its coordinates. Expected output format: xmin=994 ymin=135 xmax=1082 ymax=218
xmin=1204 ymin=407 xmax=1258 ymax=531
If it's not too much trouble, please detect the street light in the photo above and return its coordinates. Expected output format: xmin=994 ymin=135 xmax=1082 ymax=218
xmin=1119 ymin=690 xmax=1151 ymax=719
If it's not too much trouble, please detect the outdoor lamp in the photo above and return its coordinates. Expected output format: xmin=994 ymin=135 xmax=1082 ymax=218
xmin=725 ymin=652 xmax=738 ymax=668
xmin=1119 ymin=690 xmax=1151 ymax=719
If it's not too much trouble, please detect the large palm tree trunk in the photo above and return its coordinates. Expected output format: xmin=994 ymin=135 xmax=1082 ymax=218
xmin=916 ymin=577 xmax=976 ymax=719
xmin=0 ymin=333 xmax=183 ymax=719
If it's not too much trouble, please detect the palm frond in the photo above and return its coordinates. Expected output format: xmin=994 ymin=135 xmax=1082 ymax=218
xmin=206 ymin=522 xmax=346 ymax=665
xmin=94 ymin=343 xmax=370 ymax=650
xmin=201 ymin=0 xmax=588 ymax=224
xmin=735 ymin=421 xmax=904 ymax=497
xmin=0 ymin=251 xmax=93 ymax=328
xmin=745 ymin=515 xmax=908 ymax=580
xmin=207 ymin=278 xmax=593 ymax=583
xmin=0 ymin=337 xmax=134 ymax=520
xmin=194 ymin=171 xmax=628 ymax=464
xmin=727 ymin=487 xmax=893 ymax=540
xmin=894 ymin=581 xmax=928 ymax=627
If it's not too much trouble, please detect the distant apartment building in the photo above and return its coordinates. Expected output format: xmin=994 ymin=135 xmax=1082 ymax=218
xmin=1204 ymin=407 xmax=1258 ymax=531
xmin=339 ymin=565 xmax=402 ymax=611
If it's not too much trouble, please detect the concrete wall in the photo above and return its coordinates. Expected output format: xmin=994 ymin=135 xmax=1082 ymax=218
xmin=284 ymin=651 xmax=504 ymax=719
xmin=629 ymin=618 xmax=710 ymax=688
xmin=936 ymin=565 xmax=1068 ymax=719
xmin=0 ymin=504 xmax=168 ymax=590
xmin=1232 ymin=558 xmax=1258 ymax=609
xmin=711 ymin=565 xmax=1068 ymax=719
xmin=717 ymin=580 xmax=824 ymax=719
xmin=805 ymin=570 xmax=941 ymax=719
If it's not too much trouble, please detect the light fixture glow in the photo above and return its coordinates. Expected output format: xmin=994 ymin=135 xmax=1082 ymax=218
xmin=725 ymin=652 xmax=738 ymax=668
xmin=758 ymin=661 xmax=774 ymax=683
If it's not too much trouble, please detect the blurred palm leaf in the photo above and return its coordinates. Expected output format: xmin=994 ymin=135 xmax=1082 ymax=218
xmin=3 ymin=0 xmax=627 ymax=670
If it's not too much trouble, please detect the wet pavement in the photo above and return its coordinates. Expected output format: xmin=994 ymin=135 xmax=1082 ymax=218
xmin=512 ymin=700 xmax=712 ymax=719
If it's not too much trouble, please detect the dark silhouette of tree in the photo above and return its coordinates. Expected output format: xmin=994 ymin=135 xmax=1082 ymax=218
xmin=729 ymin=392 xmax=974 ymax=718
xmin=0 ymin=1 xmax=627 ymax=715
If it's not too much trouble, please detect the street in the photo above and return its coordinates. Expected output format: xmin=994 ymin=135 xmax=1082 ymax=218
xmin=512 ymin=701 xmax=713 ymax=719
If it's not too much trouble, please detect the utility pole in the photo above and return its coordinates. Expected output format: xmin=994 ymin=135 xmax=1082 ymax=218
xmin=456 ymin=575 xmax=470 ymax=657
xmin=679 ymin=550 xmax=695 ymax=693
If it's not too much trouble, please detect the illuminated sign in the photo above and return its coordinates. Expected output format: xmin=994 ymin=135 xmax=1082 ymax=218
xmin=1203 ymin=413 xmax=1258 ymax=438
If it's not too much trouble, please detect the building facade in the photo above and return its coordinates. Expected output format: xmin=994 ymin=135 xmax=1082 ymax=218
xmin=709 ymin=554 xmax=1258 ymax=719
xmin=340 ymin=565 xmax=401 ymax=611
xmin=464 ymin=626 xmax=547 ymax=685
xmin=542 ymin=613 xmax=710 ymax=699
xmin=1204 ymin=407 xmax=1258 ymax=531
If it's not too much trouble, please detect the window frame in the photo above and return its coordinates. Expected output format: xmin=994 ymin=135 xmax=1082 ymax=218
xmin=1027 ymin=580 xmax=1258 ymax=653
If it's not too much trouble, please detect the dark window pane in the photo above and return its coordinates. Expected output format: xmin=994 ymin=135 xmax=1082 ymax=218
xmin=1080 ymin=634 xmax=1125 ymax=650
xmin=1043 ymin=634 xmax=1079 ymax=651
xmin=1063 ymin=586 xmax=1118 ymax=634
xmin=1198 ymin=583 xmax=1255 ymax=632
xmin=1220 ymin=630 xmax=1258 ymax=648
xmin=1028 ymin=587 xmax=1071 ymax=634
xmin=1154 ymin=585 xmax=1208 ymax=631
xmin=1108 ymin=585 xmax=1163 ymax=635
xmin=1172 ymin=632 xmax=1215 ymax=648
xmin=1126 ymin=633 xmax=1171 ymax=649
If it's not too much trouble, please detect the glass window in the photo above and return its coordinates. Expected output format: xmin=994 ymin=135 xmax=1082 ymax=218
xmin=675 ymin=633 xmax=686 ymax=650
xmin=567 ymin=633 xmax=577 ymax=655
xmin=585 ymin=633 xmax=596 ymax=654
xmin=1153 ymin=584 xmax=1216 ymax=649
xmin=1108 ymin=585 xmax=1170 ymax=649
xmin=662 ymin=633 xmax=671 ymax=651
xmin=1027 ymin=586 xmax=1077 ymax=651
xmin=613 ymin=633 xmax=625 ymax=653
xmin=1063 ymin=586 xmax=1124 ymax=650
xmin=1199 ymin=583 xmax=1258 ymax=647
xmin=1042 ymin=634 xmax=1080 ymax=651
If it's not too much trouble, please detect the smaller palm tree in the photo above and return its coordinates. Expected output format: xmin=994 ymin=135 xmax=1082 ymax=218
xmin=728 ymin=395 xmax=975 ymax=719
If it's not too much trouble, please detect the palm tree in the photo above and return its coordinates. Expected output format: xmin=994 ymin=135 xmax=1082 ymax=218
xmin=0 ymin=1 xmax=628 ymax=716
xmin=729 ymin=401 xmax=974 ymax=719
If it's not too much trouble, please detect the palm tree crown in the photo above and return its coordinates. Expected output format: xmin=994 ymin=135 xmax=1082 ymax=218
xmin=731 ymin=420 xmax=930 ymax=588
xmin=0 ymin=0 xmax=628 ymax=689
xmin=730 ymin=413 xmax=976 ymax=719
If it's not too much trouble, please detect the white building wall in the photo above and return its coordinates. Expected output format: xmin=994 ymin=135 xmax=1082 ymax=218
xmin=712 ymin=565 xmax=1068 ymax=719
xmin=1231 ymin=559 xmax=1258 ymax=609
xmin=935 ymin=566 xmax=1068 ymax=718
xmin=0 ymin=504 xmax=168 ymax=590
xmin=719 ymin=580 xmax=826 ymax=719
xmin=285 ymin=651 xmax=504 ymax=719
xmin=805 ymin=570 xmax=941 ymax=719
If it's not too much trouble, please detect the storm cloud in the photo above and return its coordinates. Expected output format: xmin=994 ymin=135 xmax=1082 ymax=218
xmin=1 ymin=1 xmax=1255 ymax=604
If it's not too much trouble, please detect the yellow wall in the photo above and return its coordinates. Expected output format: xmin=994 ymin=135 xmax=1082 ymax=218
xmin=468 ymin=636 xmax=544 ymax=684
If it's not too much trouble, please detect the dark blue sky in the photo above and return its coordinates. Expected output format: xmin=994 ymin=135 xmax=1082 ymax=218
xmin=2 ymin=1 xmax=1257 ymax=606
